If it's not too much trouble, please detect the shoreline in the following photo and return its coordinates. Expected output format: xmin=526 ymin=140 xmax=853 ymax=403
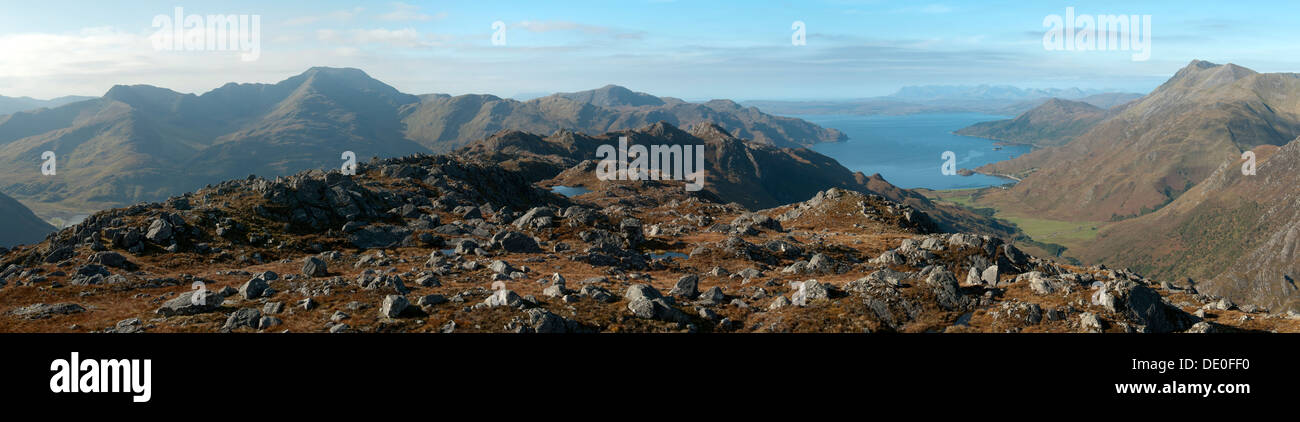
xmin=948 ymin=130 xmax=1041 ymax=150
xmin=977 ymin=170 xmax=1022 ymax=183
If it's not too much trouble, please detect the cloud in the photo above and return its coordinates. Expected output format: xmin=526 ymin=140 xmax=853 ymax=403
xmin=0 ymin=9 xmax=1251 ymax=102
xmin=283 ymin=7 xmax=364 ymax=26
xmin=0 ymin=27 xmax=312 ymax=98
xmin=1183 ymin=18 xmax=1240 ymax=31
xmin=0 ymin=27 xmax=152 ymax=80
xmin=516 ymin=20 xmax=645 ymax=40
xmin=317 ymin=28 xmax=451 ymax=48
xmin=380 ymin=2 xmax=445 ymax=22
xmin=352 ymin=28 xmax=424 ymax=46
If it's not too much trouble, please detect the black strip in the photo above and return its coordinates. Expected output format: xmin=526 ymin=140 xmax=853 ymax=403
xmin=1 ymin=333 xmax=1288 ymax=409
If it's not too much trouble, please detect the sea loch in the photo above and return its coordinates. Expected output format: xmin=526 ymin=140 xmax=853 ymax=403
xmin=799 ymin=113 xmax=1031 ymax=190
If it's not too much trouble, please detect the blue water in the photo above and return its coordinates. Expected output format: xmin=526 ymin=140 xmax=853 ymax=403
xmin=799 ymin=113 xmax=1031 ymax=190
xmin=551 ymin=185 xmax=592 ymax=197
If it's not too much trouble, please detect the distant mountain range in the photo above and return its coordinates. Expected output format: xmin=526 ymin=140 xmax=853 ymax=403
xmin=405 ymin=84 xmax=844 ymax=153
xmin=743 ymin=85 xmax=1142 ymax=117
xmin=0 ymin=191 xmax=54 ymax=248
xmin=0 ymin=95 xmax=96 ymax=116
xmin=886 ymin=85 xmax=1111 ymax=102
xmin=954 ymin=98 xmax=1119 ymax=148
xmin=0 ymin=68 xmax=844 ymax=221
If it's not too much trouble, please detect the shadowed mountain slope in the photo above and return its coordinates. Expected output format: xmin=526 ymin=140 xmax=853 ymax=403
xmin=0 ymin=191 xmax=55 ymax=248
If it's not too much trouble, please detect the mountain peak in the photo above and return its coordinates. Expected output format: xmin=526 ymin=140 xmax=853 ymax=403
xmin=554 ymin=85 xmax=665 ymax=107
xmin=301 ymin=66 xmax=372 ymax=79
xmin=276 ymin=66 xmax=416 ymax=106
xmin=688 ymin=122 xmax=738 ymax=142
xmin=703 ymin=99 xmax=743 ymax=110
xmin=1038 ymin=97 xmax=1103 ymax=113
xmin=104 ymin=84 xmax=183 ymax=99
xmin=1164 ymin=60 xmax=1258 ymax=91
xmin=102 ymin=84 xmax=189 ymax=111
xmin=1185 ymin=59 xmax=1221 ymax=70
xmin=1189 ymin=60 xmax=1256 ymax=77
xmin=283 ymin=67 xmax=390 ymax=89
xmin=633 ymin=121 xmax=694 ymax=141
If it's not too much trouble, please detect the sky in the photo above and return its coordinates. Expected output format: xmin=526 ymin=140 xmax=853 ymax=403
xmin=1 ymin=0 xmax=1298 ymax=100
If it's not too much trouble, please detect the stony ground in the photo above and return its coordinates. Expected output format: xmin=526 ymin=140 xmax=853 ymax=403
xmin=2 ymin=155 xmax=1297 ymax=333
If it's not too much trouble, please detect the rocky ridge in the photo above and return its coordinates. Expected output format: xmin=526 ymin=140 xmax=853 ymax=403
xmin=0 ymin=144 xmax=1294 ymax=333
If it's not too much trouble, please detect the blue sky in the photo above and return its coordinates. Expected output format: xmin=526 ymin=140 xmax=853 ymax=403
xmin=1 ymin=0 xmax=1297 ymax=100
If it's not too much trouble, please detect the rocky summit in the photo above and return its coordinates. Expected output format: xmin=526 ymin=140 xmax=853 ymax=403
xmin=1 ymin=134 xmax=1296 ymax=333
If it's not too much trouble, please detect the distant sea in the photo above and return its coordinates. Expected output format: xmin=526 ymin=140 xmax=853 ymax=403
xmin=797 ymin=113 xmax=1032 ymax=190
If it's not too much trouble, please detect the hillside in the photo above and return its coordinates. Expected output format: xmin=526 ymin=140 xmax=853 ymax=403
xmin=1076 ymin=92 xmax=1144 ymax=110
xmin=1074 ymin=138 xmax=1300 ymax=312
xmin=978 ymin=60 xmax=1300 ymax=221
xmin=1 ymin=148 xmax=1285 ymax=334
xmin=0 ymin=68 xmax=429 ymax=220
xmin=0 ymin=191 xmax=55 ymax=248
xmin=954 ymin=98 xmax=1109 ymax=147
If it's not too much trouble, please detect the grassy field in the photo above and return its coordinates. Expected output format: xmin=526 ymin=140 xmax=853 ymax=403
xmin=926 ymin=188 xmax=979 ymax=207
xmin=996 ymin=214 xmax=1100 ymax=243
xmin=923 ymin=187 xmax=1104 ymax=257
